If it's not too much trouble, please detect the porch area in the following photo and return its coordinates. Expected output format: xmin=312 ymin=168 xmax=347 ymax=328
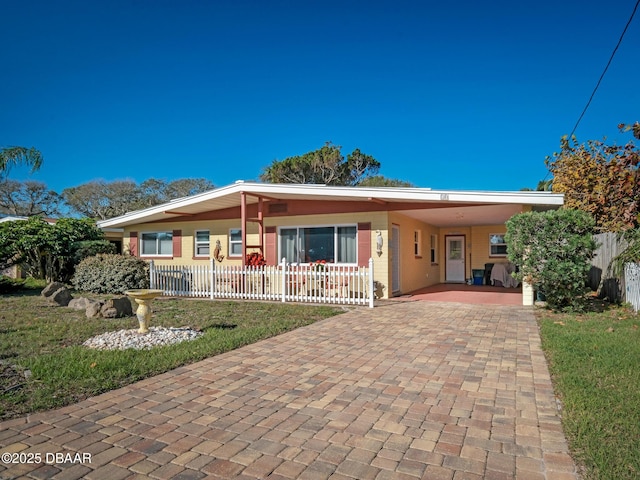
xmin=394 ymin=283 xmax=523 ymax=306
xmin=149 ymin=259 xmax=375 ymax=307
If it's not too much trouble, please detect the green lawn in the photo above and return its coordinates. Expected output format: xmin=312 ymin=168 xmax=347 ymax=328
xmin=538 ymin=303 xmax=640 ymax=480
xmin=0 ymin=287 xmax=343 ymax=421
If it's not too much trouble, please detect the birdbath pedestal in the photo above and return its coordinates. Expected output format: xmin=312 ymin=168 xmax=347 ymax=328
xmin=125 ymin=289 xmax=164 ymax=334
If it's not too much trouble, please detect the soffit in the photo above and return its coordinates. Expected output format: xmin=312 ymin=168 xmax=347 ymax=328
xmin=97 ymin=182 xmax=563 ymax=228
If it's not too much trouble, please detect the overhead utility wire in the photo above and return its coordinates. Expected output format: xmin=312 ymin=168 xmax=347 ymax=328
xmin=568 ymin=0 xmax=640 ymax=139
xmin=542 ymin=0 xmax=639 ymax=186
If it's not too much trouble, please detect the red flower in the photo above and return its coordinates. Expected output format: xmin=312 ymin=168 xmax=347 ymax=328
xmin=246 ymin=252 xmax=266 ymax=266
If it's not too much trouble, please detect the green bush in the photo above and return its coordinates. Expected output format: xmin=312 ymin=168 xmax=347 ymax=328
xmin=71 ymin=240 xmax=116 ymax=265
xmin=0 ymin=276 xmax=25 ymax=293
xmin=506 ymin=209 xmax=597 ymax=311
xmin=72 ymin=254 xmax=150 ymax=294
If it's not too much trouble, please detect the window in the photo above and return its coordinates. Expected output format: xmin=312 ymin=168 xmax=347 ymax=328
xmin=194 ymin=230 xmax=210 ymax=257
xmin=141 ymin=232 xmax=173 ymax=256
xmin=279 ymin=225 xmax=357 ymax=264
xmin=229 ymin=228 xmax=242 ymax=257
xmin=489 ymin=233 xmax=507 ymax=256
xmin=430 ymin=234 xmax=438 ymax=263
xmin=414 ymin=230 xmax=422 ymax=256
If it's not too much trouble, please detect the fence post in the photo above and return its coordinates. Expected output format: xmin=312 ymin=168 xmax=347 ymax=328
xmin=209 ymin=258 xmax=215 ymax=300
xmin=281 ymin=258 xmax=287 ymax=303
xmin=368 ymin=257 xmax=374 ymax=308
xmin=149 ymin=260 xmax=155 ymax=289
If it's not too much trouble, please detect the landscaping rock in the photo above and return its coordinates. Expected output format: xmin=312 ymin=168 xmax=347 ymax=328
xmin=86 ymin=302 xmax=103 ymax=318
xmin=100 ymin=297 xmax=133 ymax=319
xmin=69 ymin=297 xmax=99 ymax=310
xmin=41 ymin=282 xmax=66 ymax=298
xmin=48 ymin=287 xmax=72 ymax=307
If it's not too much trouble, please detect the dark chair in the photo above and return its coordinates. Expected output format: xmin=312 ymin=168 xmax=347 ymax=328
xmin=484 ymin=263 xmax=494 ymax=286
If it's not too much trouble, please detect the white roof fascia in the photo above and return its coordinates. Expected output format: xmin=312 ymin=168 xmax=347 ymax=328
xmin=97 ymin=181 xmax=564 ymax=229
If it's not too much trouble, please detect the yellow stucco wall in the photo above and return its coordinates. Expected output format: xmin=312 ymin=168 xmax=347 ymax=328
xmin=470 ymin=225 xmax=508 ymax=271
xmin=122 ymin=209 xmax=525 ymax=298
xmin=437 ymin=227 xmax=471 ymax=282
xmin=387 ymin=212 xmax=441 ymax=295
xmin=435 ymin=225 xmax=513 ymax=283
xmin=122 ymin=212 xmax=393 ymax=296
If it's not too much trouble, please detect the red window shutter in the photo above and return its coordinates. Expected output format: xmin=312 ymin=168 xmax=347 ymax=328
xmin=265 ymin=226 xmax=277 ymax=265
xmin=357 ymin=223 xmax=371 ymax=267
xmin=173 ymin=230 xmax=182 ymax=258
xmin=129 ymin=231 xmax=138 ymax=257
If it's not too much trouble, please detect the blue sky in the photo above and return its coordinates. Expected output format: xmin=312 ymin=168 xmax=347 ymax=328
xmin=2 ymin=0 xmax=639 ymax=194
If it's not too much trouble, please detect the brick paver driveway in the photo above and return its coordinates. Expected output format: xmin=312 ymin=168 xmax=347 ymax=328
xmin=0 ymin=301 xmax=578 ymax=479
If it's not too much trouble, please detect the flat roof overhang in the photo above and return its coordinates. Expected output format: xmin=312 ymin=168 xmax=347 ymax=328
xmin=97 ymin=181 xmax=564 ymax=229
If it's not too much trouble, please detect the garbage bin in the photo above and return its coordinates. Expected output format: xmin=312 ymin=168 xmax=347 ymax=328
xmin=472 ymin=269 xmax=484 ymax=285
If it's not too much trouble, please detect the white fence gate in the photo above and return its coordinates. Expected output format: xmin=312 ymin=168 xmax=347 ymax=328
xmin=150 ymin=258 xmax=375 ymax=308
xmin=624 ymin=263 xmax=640 ymax=312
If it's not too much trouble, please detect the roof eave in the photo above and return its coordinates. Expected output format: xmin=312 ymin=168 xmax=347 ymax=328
xmin=96 ymin=182 xmax=564 ymax=229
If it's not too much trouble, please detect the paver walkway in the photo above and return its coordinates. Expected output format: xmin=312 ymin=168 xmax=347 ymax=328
xmin=0 ymin=301 xmax=578 ymax=480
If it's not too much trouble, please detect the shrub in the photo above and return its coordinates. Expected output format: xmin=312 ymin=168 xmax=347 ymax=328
xmin=0 ymin=276 xmax=25 ymax=293
xmin=72 ymin=254 xmax=150 ymax=294
xmin=506 ymin=209 xmax=597 ymax=311
xmin=71 ymin=240 xmax=116 ymax=265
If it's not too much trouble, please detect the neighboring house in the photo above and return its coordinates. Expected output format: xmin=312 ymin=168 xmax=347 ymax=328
xmin=97 ymin=181 xmax=564 ymax=299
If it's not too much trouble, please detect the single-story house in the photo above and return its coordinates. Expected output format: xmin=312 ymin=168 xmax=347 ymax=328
xmin=97 ymin=181 xmax=564 ymax=303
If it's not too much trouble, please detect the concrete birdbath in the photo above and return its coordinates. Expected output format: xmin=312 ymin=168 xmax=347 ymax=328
xmin=125 ymin=289 xmax=164 ymax=334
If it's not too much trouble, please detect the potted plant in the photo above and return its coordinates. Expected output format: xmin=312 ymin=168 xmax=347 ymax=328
xmin=246 ymin=252 xmax=266 ymax=267
xmin=309 ymin=259 xmax=327 ymax=271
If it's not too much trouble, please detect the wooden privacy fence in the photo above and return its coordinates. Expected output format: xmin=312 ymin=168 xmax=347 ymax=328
xmin=149 ymin=258 xmax=375 ymax=308
xmin=590 ymin=232 xmax=628 ymax=302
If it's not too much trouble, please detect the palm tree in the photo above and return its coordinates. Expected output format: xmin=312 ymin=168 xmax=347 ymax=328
xmin=0 ymin=146 xmax=43 ymax=177
xmin=536 ymin=179 xmax=553 ymax=191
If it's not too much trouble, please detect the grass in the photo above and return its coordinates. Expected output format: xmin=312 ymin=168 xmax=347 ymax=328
xmin=538 ymin=300 xmax=640 ymax=480
xmin=0 ymin=284 xmax=344 ymax=421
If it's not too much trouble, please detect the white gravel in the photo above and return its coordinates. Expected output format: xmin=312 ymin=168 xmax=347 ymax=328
xmin=83 ymin=326 xmax=203 ymax=350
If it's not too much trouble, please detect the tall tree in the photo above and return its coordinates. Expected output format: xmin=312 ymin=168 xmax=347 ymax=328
xmin=358 ymin=175 xmax=414 ymax=187
xmin=546 ymin=123 xmax=639 ymax=232
xmin=0 ymin=180 xmax=63 ymax=216
xmin=0 ymin=146 xmax=43 ymax=177
xmin=62 ymin=180 xmax=141 ymax=220
xmin=139 ymin=178 xmax=215 ymax=205
xmin=260 ymin=143 xmax=382 ymax=186
xmin=62 ymin=178 xmax=215 ymax=220
xmin=0 ymin=217 xmax=104 ymax=281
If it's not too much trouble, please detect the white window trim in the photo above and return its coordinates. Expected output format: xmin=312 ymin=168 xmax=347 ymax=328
xmin=194 ymin=230 xmax=210 ymax=257
xmin=229 ymin=228 xmax=243 ymax=258
xmin=140 ymin=231 xmax=173 ymax=257
xmin=430 ymin=234 xmax=438 ymax=264
xmin=414 ymin=230 xmax=422 ymax=257
xmin=489 ymin=233 xmax=508 ymax=257
xmin=278 ymin=223 xmax=358 ymax=265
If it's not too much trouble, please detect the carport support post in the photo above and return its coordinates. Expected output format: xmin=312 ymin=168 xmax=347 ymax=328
xmin=368 ymin=257 xmax=374 ymax=308
xmin=522 ymin=279 xmax=534 ymax=306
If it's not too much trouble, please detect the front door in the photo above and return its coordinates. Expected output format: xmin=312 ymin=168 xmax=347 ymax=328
xmin=445 ymin=235 xmax=465 ymax=283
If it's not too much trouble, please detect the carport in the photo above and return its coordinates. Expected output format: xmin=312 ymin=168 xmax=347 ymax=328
xmin=395 ymin=283 xmax=523 ymax=306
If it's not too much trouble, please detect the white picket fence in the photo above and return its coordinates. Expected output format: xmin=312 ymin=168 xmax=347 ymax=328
xmin=149 ymin=258 xmax=375 ymax=308
xmin=624 ymin=263 xmax=640 ymax=312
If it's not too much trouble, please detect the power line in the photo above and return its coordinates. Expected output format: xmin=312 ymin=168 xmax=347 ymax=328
xmin=543 ymin=0 xmax=640 ymax=185
xmin=568 ymin=0 xmax=640 ymax=139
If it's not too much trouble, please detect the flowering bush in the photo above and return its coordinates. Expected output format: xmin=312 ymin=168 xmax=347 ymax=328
xmin=246 ymin=252 xmax=266 ymax=267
